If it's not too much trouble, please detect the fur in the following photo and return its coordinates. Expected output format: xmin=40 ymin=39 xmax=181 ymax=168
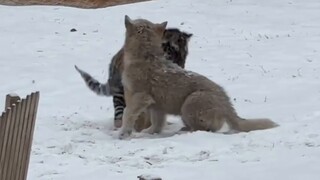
xmin=119 ymin=15 xmax=278 ymax=139
xmin=75 ymin=27 xmax=192 ymax=130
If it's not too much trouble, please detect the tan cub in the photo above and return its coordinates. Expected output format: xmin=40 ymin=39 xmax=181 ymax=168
xmin=119 ymin=15 xmax=278 ymax=139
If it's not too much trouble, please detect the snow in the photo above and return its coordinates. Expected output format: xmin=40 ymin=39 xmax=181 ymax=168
xmin=0 ymin=0 xmax=320 ymax=179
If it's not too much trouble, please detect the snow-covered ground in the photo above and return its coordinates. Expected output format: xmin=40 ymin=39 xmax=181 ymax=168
xmin=1 ymin=0 xmax=320 ymax=179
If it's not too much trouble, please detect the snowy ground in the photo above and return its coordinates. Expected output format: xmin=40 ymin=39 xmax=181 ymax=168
xmin=1 ymin=0 xmax=320 ymax=179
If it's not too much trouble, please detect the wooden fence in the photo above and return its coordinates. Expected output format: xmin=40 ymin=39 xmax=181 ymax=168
xmin=0 ymin=92 xmax=40 ymax=180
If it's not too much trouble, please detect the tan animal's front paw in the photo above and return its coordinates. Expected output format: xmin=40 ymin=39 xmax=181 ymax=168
xmin=114 ymin=119 xmax=122 ymax=128
xmin=179 ymin=126 xmax=191 ymax=131
xmin=118 ymin=128 xmax=132 ymax=139
xmin=141 ymin=126 xmax=158 ymax=134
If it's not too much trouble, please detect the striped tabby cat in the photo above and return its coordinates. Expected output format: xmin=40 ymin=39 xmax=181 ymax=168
xmin=75 ymin=28 xmax=192 ymax=130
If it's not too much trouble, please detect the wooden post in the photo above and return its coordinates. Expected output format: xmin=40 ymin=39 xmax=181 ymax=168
xmin=5 ymin=93 xmax=21 ymax=111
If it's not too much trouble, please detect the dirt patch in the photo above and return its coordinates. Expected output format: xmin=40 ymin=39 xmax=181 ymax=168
xmin=0 ymin=0 xmax=151 ymax=9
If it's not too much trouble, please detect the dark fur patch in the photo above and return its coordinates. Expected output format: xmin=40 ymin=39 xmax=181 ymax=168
xmin=162 ymin=28 xmax=193 ymax=68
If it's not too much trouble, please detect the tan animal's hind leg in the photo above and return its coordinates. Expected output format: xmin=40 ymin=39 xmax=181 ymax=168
xmin=181 ymin=91 xmax=227 ymax=132
xmin=142 ymin=108 xmax=166 ymax=134
xmin=119 ymin=91 xmax=154 ymax=139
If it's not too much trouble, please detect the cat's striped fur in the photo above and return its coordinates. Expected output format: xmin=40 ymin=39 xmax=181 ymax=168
xmin=75 ymin=28 xmax=192 ymax=128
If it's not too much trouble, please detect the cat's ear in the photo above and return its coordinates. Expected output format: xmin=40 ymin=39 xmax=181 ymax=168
xmin=124 ymin=15 xmax=134 ymax=30
xmin=184 ymin=32 xmax=193 ymax=39
xmin=154 ymin=21 xmax=168 ymax=36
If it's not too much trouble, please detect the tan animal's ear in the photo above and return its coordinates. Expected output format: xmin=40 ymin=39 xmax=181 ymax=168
xmin=159 ymin=21 xmax=168 ymax=28
xmin=154 ymin=21 xmax=168 ymax=36
xmin=125 ymin=15 xmax=134 ymax=30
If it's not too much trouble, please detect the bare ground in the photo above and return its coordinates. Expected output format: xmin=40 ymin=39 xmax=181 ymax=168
xmin=0 ymin=0 xmax=151 ymax=9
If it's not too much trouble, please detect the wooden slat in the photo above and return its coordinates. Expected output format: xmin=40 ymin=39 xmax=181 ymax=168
xmin=0 ymin=111 xmax=6 ymax=157
xmin=0 ymin=109 xmax=11 ymax=179
xmin=1 ymin=93 xmax=21 ymax=178
xmin=8 ymin=99 xmax=24 ymax=180
xmin=16 ymin=94 xmax=32 ymax=180
xmin=12 ymin=98 xmax=27 ymax=180
xmin=6 ymin=100 xmax=22 ymax=180
xmin=5 ymin=94 xmax=20 ymax=111
xmin=2 ymin=104 xmax=17 ymax=180
xmin=22 ymin=92 xmax=40 ymax=180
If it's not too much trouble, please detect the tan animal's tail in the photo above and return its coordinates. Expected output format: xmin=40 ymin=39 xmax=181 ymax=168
xmin=236 ymin=118 xmax=278 ymax=132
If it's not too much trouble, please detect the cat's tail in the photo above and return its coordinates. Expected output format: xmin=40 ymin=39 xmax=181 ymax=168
xmin=74 ymin=65 xmax=112 ymax=97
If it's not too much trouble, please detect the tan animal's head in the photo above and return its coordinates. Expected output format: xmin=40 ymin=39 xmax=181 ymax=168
xmin=124 ymin=15 xmax=168 ymax=58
